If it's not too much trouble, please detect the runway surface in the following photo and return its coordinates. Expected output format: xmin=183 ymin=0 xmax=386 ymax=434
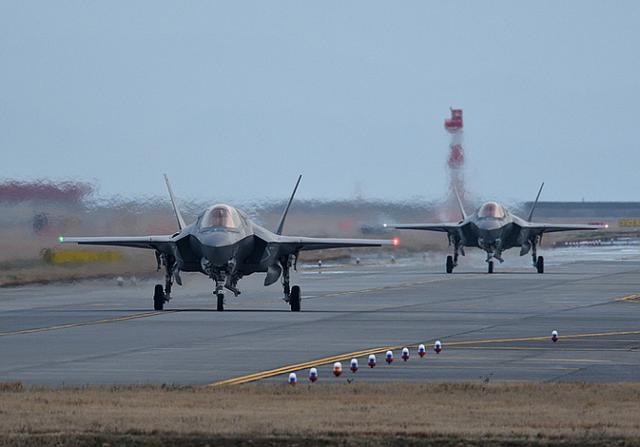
xmin=1 ymin=247 xmax=640 ymax=385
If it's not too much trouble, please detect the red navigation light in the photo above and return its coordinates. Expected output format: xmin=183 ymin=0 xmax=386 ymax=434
xmin=444 ymin=108 xmax=463 ymax=133
xmin=392 ymin=237 xmax=400 ymax=247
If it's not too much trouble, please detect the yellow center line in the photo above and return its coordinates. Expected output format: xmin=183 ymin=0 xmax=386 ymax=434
xmin=208 ymin=329 xmax=640 ymax=387
xmin=0 ymin=311 xmax=173 ymax=337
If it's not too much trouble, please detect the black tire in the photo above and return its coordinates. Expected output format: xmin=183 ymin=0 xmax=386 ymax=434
xmin=153 ymin=284 xmax=165 ymax=311
xmin=290 ymin=285 xmax=301 ymax=312
xmin=446 ymin=255 xmax=454 ymax=274
xmin=488 ymin=261 xmax=494 ymax=274
xmin=217 ymin=293 xmax=224 ymax=312
xmin=536 ymin=256 xmax=544 ymax=274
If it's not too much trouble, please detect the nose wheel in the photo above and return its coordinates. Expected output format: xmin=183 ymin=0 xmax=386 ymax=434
xmin=488 ymin=261 xmax=494 ymax=274
xmin=216 ymin=293 xmax=225 ymax=311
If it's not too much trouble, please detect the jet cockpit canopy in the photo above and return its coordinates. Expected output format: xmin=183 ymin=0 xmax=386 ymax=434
xmin=477 ymin=201 xmax=507 ymax=219
xmin=200 ymin=204 xmax=242 ymax=229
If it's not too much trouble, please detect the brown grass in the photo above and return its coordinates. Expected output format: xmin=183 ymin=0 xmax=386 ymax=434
xmin=1 ymin=383 xmax=640 ymax=446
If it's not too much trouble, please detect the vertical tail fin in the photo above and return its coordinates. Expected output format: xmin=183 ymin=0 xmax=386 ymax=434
xmin=453 ymin=187 xmax=467 ymax=220
xmin=276 ymin=174 xmax=302 ymax=235
xmin=163 ymin=174 xmax=186 ymax=230
xmin=527 ymin=182 xmax=545 ymax=222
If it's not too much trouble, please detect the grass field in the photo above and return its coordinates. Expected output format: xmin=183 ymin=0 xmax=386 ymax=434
xmin=2 ymin=382 xmax=640 ymax=446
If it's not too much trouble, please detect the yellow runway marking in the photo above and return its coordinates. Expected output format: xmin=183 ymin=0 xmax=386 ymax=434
xmin=209 ymin=329 xmax=640 ymax=387
xmin=447 ymin=346 xmax=633 ymax=352
xmin=0 ymin=311 xmax=171 ymax=337
xmin=616 ymin=294 xmax=640 ymax=303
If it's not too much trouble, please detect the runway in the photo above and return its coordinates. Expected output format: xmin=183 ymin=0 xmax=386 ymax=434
xmin=1 ymin=247 xmax=640 ymax=385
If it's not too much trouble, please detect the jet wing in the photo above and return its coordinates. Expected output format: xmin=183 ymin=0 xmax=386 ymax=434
xmin=276 ymin=236 xmax=395 ymax=251
xmin=391 ymin=223 xmax=461 ymax=233
xmin=520 ymin=223 xmax=605 ymax=234
xmin=60 ymin=235 xmax=176 ymax=250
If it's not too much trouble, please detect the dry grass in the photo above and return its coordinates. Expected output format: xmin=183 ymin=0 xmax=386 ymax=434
xmin=1 ymin=383 xmax=640 ymax=446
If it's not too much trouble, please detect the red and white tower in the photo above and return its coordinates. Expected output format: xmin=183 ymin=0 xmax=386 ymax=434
xmin=444 ymin=108 xmax=465 ymax=211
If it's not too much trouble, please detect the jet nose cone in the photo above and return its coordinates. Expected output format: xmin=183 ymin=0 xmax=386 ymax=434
xmin=197 ymin=231 xmax=241 ymax=267
xmin=476 ymin=219 xmax=503 ymax=231
xmin=198 ymin=231 xmax=237 ymax=248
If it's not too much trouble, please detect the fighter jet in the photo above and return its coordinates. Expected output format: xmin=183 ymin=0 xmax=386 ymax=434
xmin=60 ymin=175 xmax=395 ymax=311
xmin=389 ymin=184 xmax=603 ymax=274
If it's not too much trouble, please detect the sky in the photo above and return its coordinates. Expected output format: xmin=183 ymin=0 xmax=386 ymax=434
xmin=1 ymin=1 xmax=639 ymax=204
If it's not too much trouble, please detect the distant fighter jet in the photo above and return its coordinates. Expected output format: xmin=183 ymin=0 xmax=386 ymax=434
xmin=389 ymin=184 xmax=603 ymax=274
xmin=60 ymin=175 xmax=395 ymax=311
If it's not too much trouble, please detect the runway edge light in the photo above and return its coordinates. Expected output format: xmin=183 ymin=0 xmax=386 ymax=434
xmin=385 ymin=350 xmax=394 ymax=364
xmin=418 ymin=344 xmax=426 ymax=358
xmin=368 ymin=354 xmax=377 ymax=368
xmin=401 ymin=347 xmax=410 ymax=361
xmin=288 ymin=372 xmax=297 ymax=385
xmin=434 ymin=340 xmax=442 ymax=354
xmin=309 ymin=368 xmax=318 ymax=383
xmin=551 ymin=330 xmax=559 ymax=343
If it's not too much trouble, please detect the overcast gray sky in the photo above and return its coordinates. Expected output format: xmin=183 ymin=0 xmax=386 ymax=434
xmin=1 ymin=1 xmax=638 ymax=203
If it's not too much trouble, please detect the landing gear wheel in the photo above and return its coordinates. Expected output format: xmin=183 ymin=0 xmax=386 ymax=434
xmin=289 ymin=285 xmax=301 ymax=312
xmin=488 ymin=261 xmax=494 ymax=274
xmin=216 ymin=293 xmax=224 ymax=312
xmin=153 ymin=284 xmax=165 ymax=311
xmin=446 ymin=255 xmax=454 ymax=274
xmin=536 ymin=256 xmax=544 ymax=274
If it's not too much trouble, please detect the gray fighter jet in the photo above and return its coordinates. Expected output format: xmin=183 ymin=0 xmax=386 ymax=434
xmin=390 ymin=184 xmax=603 ymax=274
xmin=60 ymin=175 xmax=395 ymax=311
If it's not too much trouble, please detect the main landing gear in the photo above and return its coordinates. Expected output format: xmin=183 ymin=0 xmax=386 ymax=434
xmin=289 ymin=285 xmax=301 ymax=312
xmin=531 ymin=240 xmax=544 ymax=274
xmin=446 ymin=255 xmax=454 ymax=274
xmin=153 ymin=284 xmax=166 ymax=310
xmin=152 ymin=253 xmax=178 ymax=311
xmin=282 ymin=256 xmax=301 ymax=312
xmin=445 ymin=242 xmax=462 ymax=274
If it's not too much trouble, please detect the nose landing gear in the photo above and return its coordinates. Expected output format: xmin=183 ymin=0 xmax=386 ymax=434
xmin=216 ymin=293 xmax=225 ymax=311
